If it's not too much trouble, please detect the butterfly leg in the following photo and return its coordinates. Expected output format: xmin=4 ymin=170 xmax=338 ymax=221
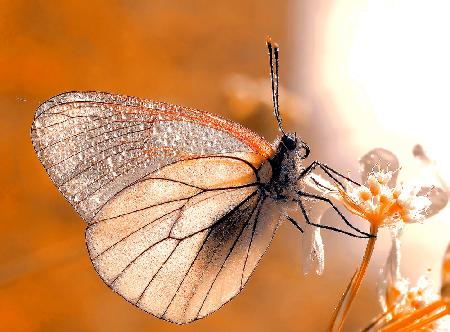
xmin=299 ymin=160 xmax=360 ymax=188
xmin=295 ymin=192 xmax=374 ymax=239
xmin=286 ymin=216 xmax=304 ymax=233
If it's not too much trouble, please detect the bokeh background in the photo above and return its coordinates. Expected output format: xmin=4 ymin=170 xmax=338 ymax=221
xmin=1 ymin=1 xmax=449 ymax=331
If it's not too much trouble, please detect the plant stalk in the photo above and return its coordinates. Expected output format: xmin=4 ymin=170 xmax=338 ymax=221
xmin=380 ymin=299 xmax=449 ymax=332
xmin=328 ymin=224 xmax=379 ymax=332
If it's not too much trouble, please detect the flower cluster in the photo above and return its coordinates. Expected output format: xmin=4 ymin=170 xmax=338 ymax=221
xmin=338 ymin=170 xmax=431 ymax=228
xmin=366 ymin=146 xmax=450 ymax=331
xmin=371 ymin=239 xmax=450 ymax=331
xmin=379 ymin=238 xmax=438 ymax=316
xmin=304 ymin=147 xmax=449 ymax=331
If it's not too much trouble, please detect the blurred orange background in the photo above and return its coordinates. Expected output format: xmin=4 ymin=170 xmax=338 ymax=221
xmin=1 ymin=1 xmax=449 ymax=331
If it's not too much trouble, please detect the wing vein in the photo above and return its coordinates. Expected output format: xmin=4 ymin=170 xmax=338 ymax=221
xmin=74 ymin=150 xmax=151 ymax=206
xmin=94 ymin=194 xmax=196 ymax=224
xmin=163 ymin=191 xmax=260 ymax=318
xmin=240 ymin=196 xmax=266 ymax=288
xmin=58 ymin=137 xmax=151 ymax=189
xmin=36 ymin=117 xmax=141 ymax=153
xmin=90 ymin=178 xmax=257 ymax=227
xmin=91 ymin=201 xmax=189 ymax=260
xmin=110 ymin=236 xmax=175 ymax=286
xmin=135 ymin=242 xmax=180 ymax=305
xmin=45 ymin=126 xmax=151 ymax=170
xmin=161 ymin=226 xmax=215 ymax=318
xmin=161 ymin=190 xmax=258 ymax=316
xmin=195 ymin=193 xmax=263 ymax=319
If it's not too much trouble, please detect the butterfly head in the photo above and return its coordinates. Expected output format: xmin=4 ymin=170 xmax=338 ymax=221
xmin=281 ymin=133 xmax=310 ymax=160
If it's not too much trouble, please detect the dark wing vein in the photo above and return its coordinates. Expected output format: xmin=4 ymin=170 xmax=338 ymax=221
xmin=46 ymin=126 xmax=151 ymax=170
xmin=195 ymin=193 xmax=263 ymax=318
xmin=136 ymin=242 xmax=180 ymax=305
xmin=93 ymin=187 xmax=237 ymax=260
xmin=92 ymin=181 xmax=257 ymax=228
xmin=161 ymin=228 xmax=216 ymax=317
xmin=36 ymin=113 xmax=118 ymax=152
xmin=91 ymin=202 xmax=188 ymax=260
xmin=87 ymin=155 xmax=260 ymax=224
xmin=110 ymin=236 xmax=177 ymax=286
xmin=57 ymin=136 xmax=150 ymax=191
xmin=164 ymin=191 xmax=262 ymax=318
xmin=98 ymin=188 xmax=258 ymax=293
xmin=240 ymin=196 xmax=265 ymax=288
xmin=74 ymin=147 xmax=151 ymax=205
xmin=166 ymin=188 xmax=251 ymax=235
xmin=94 ymin=195 xmax=194 ymax=224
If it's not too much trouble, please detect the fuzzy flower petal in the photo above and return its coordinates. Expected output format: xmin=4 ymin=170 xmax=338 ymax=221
xmin=413 ymin=144 xmax=449 ymax=217
xmin=302 ymin=225 xmax=325 ymax=276
xmin=360 ymin=148 xmax=399 ymax=187
xmin=396 ymin=185 xmax=432 ymax=223
xmin=421 ymin=186 xmax=449 ymax=218
xmin=378 ymin=232 xmax=409 ymax=312
xmin=301 ymin=175 xmax=328 ymax=276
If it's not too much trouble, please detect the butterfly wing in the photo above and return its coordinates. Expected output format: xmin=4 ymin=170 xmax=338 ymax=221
xmin=31 ymin=91 xmax=273 ymax=222
xmin=87 ymin=156 xmax=282 ymax=323
xmin=31 ymin=91 xmax=280 ymax=323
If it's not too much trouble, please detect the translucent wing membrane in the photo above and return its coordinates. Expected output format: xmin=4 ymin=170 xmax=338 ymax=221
xmin=31 ymin=91 xmax=279 ymax=323
xmin=86 ymin=156 xmax=282 ymax=323
xmin=31 ymin=91 xmax=274 ymax=222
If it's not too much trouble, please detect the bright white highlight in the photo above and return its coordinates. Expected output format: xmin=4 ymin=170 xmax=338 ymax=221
xmin=321 ymin=0 xmax=450 ymax=175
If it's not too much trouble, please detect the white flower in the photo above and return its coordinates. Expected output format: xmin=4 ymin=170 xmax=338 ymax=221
xmin=300 ymin=181 xmax=328 ymax=276
xmin=396 ymin=185 xmax=432 ymax=223
xmin=302 ymin=223 xmax=325 ymax=276
xmin=319 ymin=147 xmax=446 ymax=229
xmin=413 ymin=144 xmax=450 ymax=218
xmin=378 ymin=233 xmax=407 ymax=313
xmin=373 ymin=237 xmax=450 ymax=331
xmin=303 ymin=146 xmax=448 ymax=277
xmin=332 ymin=168 xmax=431 ymax=228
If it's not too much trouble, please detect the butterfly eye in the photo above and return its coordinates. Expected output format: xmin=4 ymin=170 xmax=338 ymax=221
xmin=281 ymin=135 xmax=297 ymax=150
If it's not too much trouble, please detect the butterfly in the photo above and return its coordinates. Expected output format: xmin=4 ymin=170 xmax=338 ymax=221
xmin=31 ymin=37 xmax=371 ymax=324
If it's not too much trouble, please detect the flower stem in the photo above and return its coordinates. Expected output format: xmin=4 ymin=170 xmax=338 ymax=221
xmin=361 ymin=305 xmax=396 ymax=331
xmin=328 ymin=224 xmax=379 ymax=332
xmin=395 ymin=306 xmax=449 ymax=332
xmin=380 ymin=299 xmax=449 ymax=332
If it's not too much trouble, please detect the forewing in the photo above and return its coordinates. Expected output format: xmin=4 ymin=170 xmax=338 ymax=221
xmin=85 ymin=156 xmax=282 ymax=324
xmin=31 ymin=91 xmax=273 ymax=222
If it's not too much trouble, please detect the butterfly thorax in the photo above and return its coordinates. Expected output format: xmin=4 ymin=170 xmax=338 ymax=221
xmin=264 ymin=134 xmax=308 ymax=201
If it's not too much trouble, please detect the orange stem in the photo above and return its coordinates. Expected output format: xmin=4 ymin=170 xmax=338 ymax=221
xmin=328 ymin=224 xmax=379 ymax=332
xmin=361 ymin=305 xmax=396 ymax=332
xmin=396 ymin=305 xmax=450 ymax=332
xmin=380 ymin=299 xmax=449 ymax=332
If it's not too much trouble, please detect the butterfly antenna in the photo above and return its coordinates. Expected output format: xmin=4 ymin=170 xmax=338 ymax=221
xmin=266 ymin=36 xmax=285 ymax=135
